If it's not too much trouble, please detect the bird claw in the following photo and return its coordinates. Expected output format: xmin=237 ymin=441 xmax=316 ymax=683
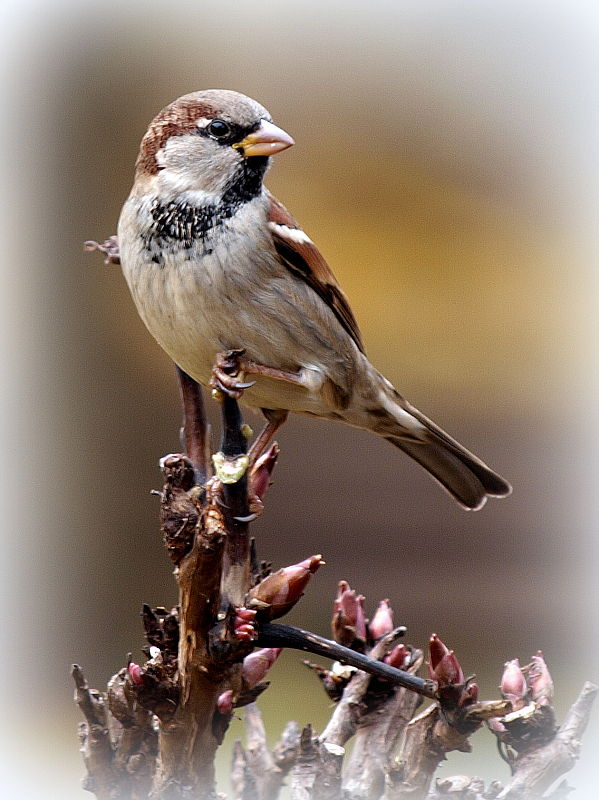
xmin=210 ymin=350 xmax=257 ymax=399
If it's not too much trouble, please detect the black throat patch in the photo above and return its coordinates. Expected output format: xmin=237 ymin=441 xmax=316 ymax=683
xmin=147 ymin=157 xmax=268 ymax=249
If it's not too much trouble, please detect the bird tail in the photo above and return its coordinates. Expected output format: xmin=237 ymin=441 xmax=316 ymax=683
xmin=350 ymin=380 xmax=511 ymax=510
xmin=385 ymin=428 xmax=510 ymax=510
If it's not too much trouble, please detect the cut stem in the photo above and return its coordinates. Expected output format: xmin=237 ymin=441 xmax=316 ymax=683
xmin=257 ymin=623 xmax=436 ymax=699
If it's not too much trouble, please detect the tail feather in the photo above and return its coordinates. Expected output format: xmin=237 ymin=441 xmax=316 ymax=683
xmin=380 ymin=404 xmax=511 ymax=510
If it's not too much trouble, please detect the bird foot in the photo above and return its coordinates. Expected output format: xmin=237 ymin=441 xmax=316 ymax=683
xmin=210 ymin=350 xmax=305 ymax=401
xmin=210 ymin=349 xmax=256 ymax=400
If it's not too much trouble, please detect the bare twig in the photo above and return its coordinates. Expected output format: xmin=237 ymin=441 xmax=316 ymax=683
xmin=312 ymin=743 xmax=345 ymax=800
xmin=291 ymin=725 xmax=319 ymax=800
xmin=384 ymin=698 xmax=511 ymax=800
xmin=235 ymin=708 xmax=302 ymax=800
xmin=176 ymin=366 xmax=211 ymax=485
xmin=257 ymin=624 xmax=435 ymax=699
xmin=385 ymin=704 xmax=449 ymax=800
xmin=244 ymin=703 xmax=277 ymax=798
xmin=151 ymin=378 xmax=257 ymax=798
xmin=73 ymin=663 xmax=158 ymax=799
xmin=218 ymin=389 xmax=252 ymax=607
xmin=231 ymin=740 xmax=260 ymax=800
xmin=151 ymin=492 xmax=227 ymax=796
xmin=342 ymin=650 xmax=425 ymax=800
xmin=107 ymin=669 xmax=157 ymax=797
xmin=262 ymin=720 xmax=302 ymax=800
xmin=427 ymin=775 xmax=495 ymax=798
xmin=72 ymin=664 xmax=115 ymax=799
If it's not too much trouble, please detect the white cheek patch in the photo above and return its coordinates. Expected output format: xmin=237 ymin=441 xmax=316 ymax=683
xmin=268 ymin=222 xmax=312 ymax=246
xmin=156 ymin=168 xmax=202 ymax=196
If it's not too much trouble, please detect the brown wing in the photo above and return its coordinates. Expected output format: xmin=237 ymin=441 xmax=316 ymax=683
xmin=266 ymin=191 xmax=365 ymax=354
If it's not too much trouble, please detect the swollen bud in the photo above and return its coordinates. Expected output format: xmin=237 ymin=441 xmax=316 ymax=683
xmin=435 ymin=651 xmax=464 ymax=686
xmin=500 ymin=659 xmax=528 ymax=711
xmin=369 ymin=599 xmax=394 ymax=640
xmin=216 ymin=689 xmax=234 ymax=715
xmin=427 ymin=635 xmax=464 ymax=686
xmin=384 ymin=643 xmax=410 ymax=670
xmin=528 ymin=651 xmax=554 ymax=706
xmin=428 ymin=633 xmax=450 ymax=671
xmin=247 ymin=555 xmax=324 ymax=619
xmin=487 ymin=716 xmax=507 ymax=735
xmin=249 ymin=443 xmax=280 ymax=501
xmin=332 ymin=581 xmax=367 ymax=647
xmin=242 ymin=647 xmax=282 ymax=689
xmin=128 ymin=662 xmax=145 ymax=686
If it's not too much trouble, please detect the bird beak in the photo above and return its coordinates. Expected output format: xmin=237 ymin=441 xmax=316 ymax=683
xmin=233 ymin=120 xmax=295 ymax=157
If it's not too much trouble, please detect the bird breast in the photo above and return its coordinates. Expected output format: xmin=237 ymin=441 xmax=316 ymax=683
xmin=118 ymin=193 xmax=358 ymax=413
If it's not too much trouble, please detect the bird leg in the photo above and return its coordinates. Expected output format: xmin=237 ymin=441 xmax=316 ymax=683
xmin=248 ymin=409 xmax=288 ymax=465
xmin=210 ymin=350 xmax=296 ymax=464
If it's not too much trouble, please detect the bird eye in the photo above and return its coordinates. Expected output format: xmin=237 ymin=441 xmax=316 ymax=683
xmin=206 ymin=119 xmax=231 ymax=139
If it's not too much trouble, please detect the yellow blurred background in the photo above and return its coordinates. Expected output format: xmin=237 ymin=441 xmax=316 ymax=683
xmin=2 ymin=0 xmax=598 ymax=796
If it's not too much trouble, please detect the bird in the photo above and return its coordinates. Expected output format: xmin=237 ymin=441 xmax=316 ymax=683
xmin=118 ymin=89 xmax=511 ymax=510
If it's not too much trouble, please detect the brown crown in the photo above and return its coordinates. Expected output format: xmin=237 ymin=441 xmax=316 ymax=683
xmin=135 ymin=98 xmax=219 ymax=176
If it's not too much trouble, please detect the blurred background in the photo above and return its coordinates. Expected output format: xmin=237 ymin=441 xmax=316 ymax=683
xmin=2 ymin=0 xmax=598 ymax=796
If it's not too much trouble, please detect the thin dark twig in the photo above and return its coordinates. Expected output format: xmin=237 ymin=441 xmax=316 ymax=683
xmin=221 ymin=393 xmax=248 ymax=458
xmin=217 ymin=386 xmax=252 ymax=607
xmin=256 ymin=623 xmax=436 ymax=699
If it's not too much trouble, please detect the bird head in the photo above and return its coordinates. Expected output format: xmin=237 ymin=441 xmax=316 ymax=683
xmin=134 ymin=89 xmax=294 ymax=200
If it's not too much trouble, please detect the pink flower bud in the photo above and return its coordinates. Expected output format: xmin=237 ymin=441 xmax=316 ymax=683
xmin=435 ymin=651 xmax=465 ymax=686
xmin=249 ymin=444 xmax=279 ymax=501
xmin=428 ymin=634 xmax=450 ymax=671
xmin=235 ymin=607 xmax=257 ymax=621
xmin=384 ymin=643 xmax=410 ymax=669
xmin=528 ymin=651 xmax=553 ymax=705
xmin=500 ymin=659 xmax=528 ymax=710
xmin=235 ymin=623 xmax=257 ymax=641
xmin=248 ymin=555 xmax=324 ymax=619
xmin=216 ymin=689 xmax=234 ymax=715
xmin=427 ymin=636 xmax=464 ymax=686
xmin=369 ymin=599 xmax=394 ymax=640
xmin=242 ymin=648 xmax=282 ymax=689
xmin=332 ymin=581 xmax=367 ymax=646
xmin=128 ymin=662 xmax=145 ymax=686
xmin=233 ymin=606 xmax=258 ymax=640
xmin=487 ymin=717 xmax=507 ymax=735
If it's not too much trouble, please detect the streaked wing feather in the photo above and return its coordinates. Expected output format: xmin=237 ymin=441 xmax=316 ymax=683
xmin=267 ymin=191 xmax=365 ymax=353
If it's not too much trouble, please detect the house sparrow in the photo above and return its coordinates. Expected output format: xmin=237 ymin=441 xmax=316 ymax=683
xmin=118 ymin=89 xmax=511 ymax=510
